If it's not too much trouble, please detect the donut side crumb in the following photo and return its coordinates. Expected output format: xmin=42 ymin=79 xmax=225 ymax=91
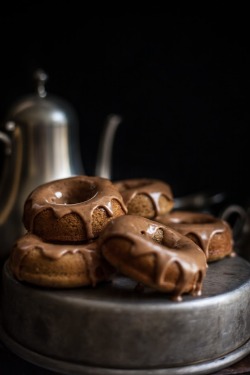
xmin=33 ymin=209 xmax=87 ymax=242
xmin=10 ymin=249 xmax=112 ymax=288
xmin=127 ymin=194 xmax=173 ymax=218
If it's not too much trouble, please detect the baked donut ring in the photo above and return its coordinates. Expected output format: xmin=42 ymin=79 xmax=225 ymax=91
xmin=155 ymin=211 xmax=234 ymax=262
xmin=113 ymin=178 xmax=174 ymax=218
xmin=99 ymin=215 xmax=207 ymax=301
xmin=9 ymin=233 xmax=114 ymax=288
xmin=23 ymin=176 xmax=127 ymax=242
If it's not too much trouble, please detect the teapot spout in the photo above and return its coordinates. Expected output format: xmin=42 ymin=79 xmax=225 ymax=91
xmin=95 ymin=114 xmax=122 ymax=180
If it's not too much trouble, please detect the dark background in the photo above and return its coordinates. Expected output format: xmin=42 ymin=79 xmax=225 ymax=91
xmin=0 ymin=11 xmax=250 ymax=206
xmin=1 ymin=11 xmax=250 ymax=374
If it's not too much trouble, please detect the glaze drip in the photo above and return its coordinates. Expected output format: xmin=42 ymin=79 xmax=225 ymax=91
xmin=23 ymin=176 xmax=127 ymax=239
xmin=10 ymin=233 xmax=104 ymax=286
xmin=156 ymin=211 xmax=233 ymax=260
xmin=114 ymin=179 xmax=173 ymax=216
xmin=100 ymin=215 xmax=207 ymax=300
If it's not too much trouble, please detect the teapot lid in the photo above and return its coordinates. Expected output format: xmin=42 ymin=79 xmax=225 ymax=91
xmin=5 ymin=69 xmax=78 ymax=127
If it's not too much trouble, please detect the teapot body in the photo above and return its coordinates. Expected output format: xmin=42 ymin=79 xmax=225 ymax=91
xmin=0 ymin=94 xmax=84 ymax=261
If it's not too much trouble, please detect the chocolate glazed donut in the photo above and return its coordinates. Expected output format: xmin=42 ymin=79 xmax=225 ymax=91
xmin=113 ymin=178 xmax=174 ymax=218
xmin=99 ymin=215 xmax=207 ymax=301
xmin=23 ymin=176 xmax=127 ymax=242
xmin=9 ymin=233 xmax=114 ymax=288
xmin=155 ymin=211 xmax=234 ymax=262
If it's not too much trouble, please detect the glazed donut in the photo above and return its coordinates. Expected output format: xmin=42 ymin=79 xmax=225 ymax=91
xmin=9 ymin=233 xmax=114 ymax=288
xmin=99 ymin=215 xmax=207 ymax=301
xmin=23 ymin=176 xmax=127 ymax=242
xmin=155 ymin=211 xmax=234 ymax=262
xmin=113 ymin=178 xmax=174 ymax=218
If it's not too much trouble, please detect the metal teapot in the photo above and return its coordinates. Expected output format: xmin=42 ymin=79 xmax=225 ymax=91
xmin=0 ymin=70 xmax=121 ymax=261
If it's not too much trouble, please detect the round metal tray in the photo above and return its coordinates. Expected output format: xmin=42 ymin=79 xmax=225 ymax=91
xmin=1 ymin=255 xmax=250 ymax=375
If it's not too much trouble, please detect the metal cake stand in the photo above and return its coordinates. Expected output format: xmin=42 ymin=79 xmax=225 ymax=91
xmin=1 ymin=255 xmax=250 ymax=375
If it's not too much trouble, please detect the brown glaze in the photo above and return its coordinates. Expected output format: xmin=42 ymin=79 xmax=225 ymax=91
xmin=99 ymin=215 xmax=207 ymax=301
xmin=114 ymin=178 xmax=174 ymax=218
xmin=155 ymin=211 xmax=234 ymax=262
xmin=9 ymin=233 xmax=113 ymax=287
xmin=23 ymin=176 xmax=127 ymax=241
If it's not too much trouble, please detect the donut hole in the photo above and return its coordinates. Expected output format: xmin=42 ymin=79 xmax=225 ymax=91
xmin=170 ymin=214 xmax=215 ymax=225
xmin=118 ymin=179 xmax=151 ymax=192
xmin=47 ymin=180 xmax=98 ymax=205
xmin=191 ymin=217 xmax=214 ymax=224
xmin=178 ymin=217 xmax=215 ymax=225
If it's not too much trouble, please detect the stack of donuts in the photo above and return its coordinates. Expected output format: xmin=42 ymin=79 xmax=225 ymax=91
xmin=9 ymin=175 xmax=234 ymax=301
xmin=9 ymin=176 xmax=127 ymax=288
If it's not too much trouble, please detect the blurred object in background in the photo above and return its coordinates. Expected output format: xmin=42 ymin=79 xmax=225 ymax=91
xmin=0 ymin=69 xmax=84 ymax=262
xmin=175 ymin=189 xmax=250 ymax=261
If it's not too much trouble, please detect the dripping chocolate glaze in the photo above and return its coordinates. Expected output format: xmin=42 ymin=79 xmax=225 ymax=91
xmin=155 ymin=211 xmax=233 ymax=259
xmin=10 ymin=233 xmax=105 ymax=286
xmin=23 ymin=176 xmax=127 ymax=239
xmin=100 ymin=215 xmax=207 ymax=301
xmin=114 ymin=179 xmax=173 ymax=216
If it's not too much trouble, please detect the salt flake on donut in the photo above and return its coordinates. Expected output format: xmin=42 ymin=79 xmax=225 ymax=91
xmin=99 ymin=215 xmax=207 ymax=301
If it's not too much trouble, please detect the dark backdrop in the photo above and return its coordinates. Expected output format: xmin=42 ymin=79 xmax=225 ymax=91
xmin=0 ymin=12 xmax=249 ymax=206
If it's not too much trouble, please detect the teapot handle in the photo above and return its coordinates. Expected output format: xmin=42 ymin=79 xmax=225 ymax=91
xmin=0 ymin=121 xmax=14 ymax=155
xmin=220 ymin=204 xmax=248 ymax=253
xmin=0 ymin=121 xmax=22 ymax=226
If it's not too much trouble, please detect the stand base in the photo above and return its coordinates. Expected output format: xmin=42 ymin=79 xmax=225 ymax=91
xmin=1 ymin=256 xmax=250 ymax=374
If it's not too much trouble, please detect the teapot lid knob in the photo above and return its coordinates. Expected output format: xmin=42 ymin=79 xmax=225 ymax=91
xmin=33 ymin=69 xmax=48 ymax=98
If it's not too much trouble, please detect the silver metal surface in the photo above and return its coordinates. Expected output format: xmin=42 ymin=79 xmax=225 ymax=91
xmin=0 ymin=70 xmax=119 ymax=261
xmin=95 ymin=114 xmax=122 ymax=179
xmin=1 ymin=255 xmax=250 ymax=374
xmin=0 ymin=325 xmax=250 ymax=375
